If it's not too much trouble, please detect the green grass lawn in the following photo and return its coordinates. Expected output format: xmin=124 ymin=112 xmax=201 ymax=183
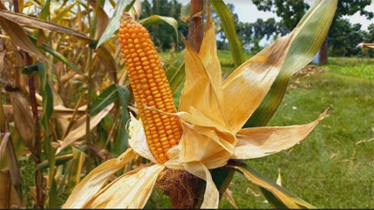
xmin=216 ymin=56 xmax=374 ymax=208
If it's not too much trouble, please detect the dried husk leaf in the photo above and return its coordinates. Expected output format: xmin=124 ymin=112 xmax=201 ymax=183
xmin=128 ymin=114 xmax=157 ymax=163
xmin=179 ymin=37 xmax=227 ymax=126
xmin=231 ymin=109 xmax=328 ymax=159
xmin=86 ymin=164 xmax=165 ymax=208
xmin=175 ymin=107 xmax=236 ymax=169
xmin=222 ymin=32 xmax=295 ymax=132
xmin=197 ymin=9 xmax=222 ymax=104
xmin=62 ymin=148 xmax=136 ymax=208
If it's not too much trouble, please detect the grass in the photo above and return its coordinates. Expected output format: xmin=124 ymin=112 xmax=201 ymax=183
xmin=215 ymin=56 xmax=374 ymax=208
xmin=327 ymin=57 xmax=374 ymax=80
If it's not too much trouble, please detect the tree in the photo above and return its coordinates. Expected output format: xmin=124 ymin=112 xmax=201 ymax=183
xmin=236 ymin=18 xmax=288 ymax=52
xmin=253 ymin=0 xmax=374 ymax=63
xmin=252 ymin=0 xmax=309 ymax=30
xmin=328 ymin=19 xmax=366 ymax=56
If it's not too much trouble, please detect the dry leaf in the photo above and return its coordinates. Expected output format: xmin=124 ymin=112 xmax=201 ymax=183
xmin=0 ymin=169 xmax=24 ymax=208
xmin=59 ymin=103 xmax=114 ymax=152
xmin=8 ymin=90 xmax=35 ymax=150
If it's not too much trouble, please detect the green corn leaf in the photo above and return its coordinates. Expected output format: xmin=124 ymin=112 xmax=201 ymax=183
xmin=211 ymin=0 xmax=245 ymax=68
xmin=0 ymin=91 xmax=5 ymax=129
xmin=113 ymin=85 xmax=130 ymax=157
xmin=90 ymin=84 xmax=119 ymax=117
xmin=165 ymin=53 xmax=185 ymax=97
xmin=36 ymin=62 xmax=57 ymax=208
xmin=139 ymin=15 xmax=180 ymax=51
xmin=245 ymin=0 xmax=337 ymax=127
xmin=37 ymin=63 xmax=54 ymax=123
xmin=95 ymin=0 xmax=134 ymax=48
xmin=21 ymin=64 xmax=38 ymax=75
xmin=211 ymin=167 xmax=235 ymax=196
xmin=43 ymin=136 xmax=58 ymax=208
xmin=39 ymin=0 xmax=51 ymax=20
xmin=36 ymin=154 xmax=73 ymax=170
xmin=227 ymin=160 xmax=315 ymax=209
xmin=27 ymin=35 xmax=85 ymax=76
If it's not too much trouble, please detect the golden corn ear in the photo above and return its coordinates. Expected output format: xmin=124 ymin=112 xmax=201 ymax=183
xmin=118 ymin=12 xmax=182 ymax=164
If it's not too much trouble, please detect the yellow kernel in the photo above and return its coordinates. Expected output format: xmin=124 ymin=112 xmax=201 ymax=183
xmin=146 ymin=74 xmax=153 ymax=79
xmin=148 ymin=101 xmax=155 ymax=106
xmin=146 ymin=95 xmax=153 ymax=101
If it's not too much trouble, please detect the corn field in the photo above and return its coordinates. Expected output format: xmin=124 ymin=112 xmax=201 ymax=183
xmin=0 ymin=0 xmax=341 ymax=208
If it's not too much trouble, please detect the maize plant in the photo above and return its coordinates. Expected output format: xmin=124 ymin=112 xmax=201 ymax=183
xmin=63 ymin=0 xmax=338 ymax=208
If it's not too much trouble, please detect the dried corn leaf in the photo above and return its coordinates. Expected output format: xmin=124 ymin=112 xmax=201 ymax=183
xmin=2 ymin=104 xmax=85 ymax=119
xmin=0 ymin=17 xmax=50 ymax=63
xmin=0 ymin=132 xmax=22 ymax=201
xmin=0 ymin=10 xmax=92 ymax=41
xmin=59 ymin=103 xmax=114 ymax=151
xmin=223 ymin=188 xmax=238 ymax=209
xmin=8 ymin=91 xmax=34 ymax=150
xmin=92 ymin=4 xmax=109 ymax=40
xmin=96 ymin=46 xmax=117 ymax=82
xmin=0 ymin=169 xmax=24 ymax=208
xmin=357 ymin=42 xmax=374 ymax=49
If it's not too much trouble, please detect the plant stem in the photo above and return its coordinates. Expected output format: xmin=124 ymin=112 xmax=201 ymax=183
xmin=27 ymin=55 xmax=44 ymax=209
xmin=188 ymin=0 xmax=204 ymax=52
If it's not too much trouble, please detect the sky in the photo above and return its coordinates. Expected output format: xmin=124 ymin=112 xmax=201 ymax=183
xmin=178 ymin=0 xmax=374 ymax=31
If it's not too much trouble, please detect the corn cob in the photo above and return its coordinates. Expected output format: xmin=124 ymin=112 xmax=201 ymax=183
xmin=118 ymin=12 xmax=182 ymax=164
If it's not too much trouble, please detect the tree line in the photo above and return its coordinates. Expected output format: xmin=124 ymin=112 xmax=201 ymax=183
xmin=141 ymin=0 xmax=374 ymax=57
